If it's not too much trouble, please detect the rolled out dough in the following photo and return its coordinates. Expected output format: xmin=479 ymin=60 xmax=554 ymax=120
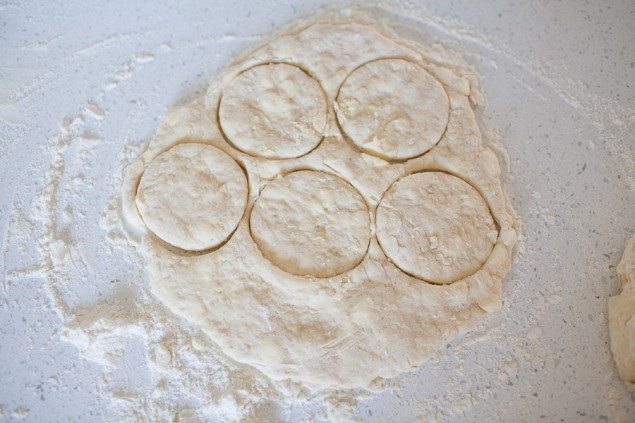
xmin=122 ymin=9 xmax=517 ymax=389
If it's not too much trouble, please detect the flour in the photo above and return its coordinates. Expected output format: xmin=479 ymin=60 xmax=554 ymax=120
xmin=21 ymin=51 xmax=289 ymax=423
xmin=7 ymin=2 xmax=631 ymax=422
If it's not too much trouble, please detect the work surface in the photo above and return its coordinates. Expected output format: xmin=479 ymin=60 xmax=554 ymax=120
xmin=1 ymin=0 xmax=633 ymax=421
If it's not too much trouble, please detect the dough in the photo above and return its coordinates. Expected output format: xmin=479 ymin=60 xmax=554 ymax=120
xmin=609 ymin=235 xmax=635 ymax=393
xmin=122 ymin=9 xmax=517 ymax=389
xmin=135 ymin=143 xmax=248 ymax=251
xmin=376 ymin=172 xmax=497 ymax=284
xmin=219 ymin=63 xmax=327 ymax=159
xmin=250 ymin=170 xmax=371 ymax=278
xmin=335 ymin=58 xmax=449 ymax=161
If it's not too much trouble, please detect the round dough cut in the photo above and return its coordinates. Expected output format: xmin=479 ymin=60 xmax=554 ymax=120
xmin=336 ymin=58 xmax=449 ymax=161
xmin=250 ymin=170 xmax=371 ymax=278
xmin=136 ymin=143 xmax=248 ymax=251
xmin=376 ymin=172 xmax=497 ymax=284
xmin=219 ymin=63 xmax=327 ymax=159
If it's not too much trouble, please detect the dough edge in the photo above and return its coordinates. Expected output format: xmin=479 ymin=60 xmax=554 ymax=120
xmin=609 ymin=235 xmax=635 ymax=393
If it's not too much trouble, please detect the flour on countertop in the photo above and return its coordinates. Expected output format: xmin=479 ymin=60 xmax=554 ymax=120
xmin=2 ymin=2 xmax=633 ymax=422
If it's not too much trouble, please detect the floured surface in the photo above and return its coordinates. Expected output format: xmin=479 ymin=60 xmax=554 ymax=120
xmin=1 ymin=1 xmax=634 ymax=421
xmin=121 ymin=9 xmax=516 ymax=389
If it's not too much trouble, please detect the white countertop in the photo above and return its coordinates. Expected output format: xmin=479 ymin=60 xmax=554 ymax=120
xmin=0 ymin=0 xmax=633 ymax=421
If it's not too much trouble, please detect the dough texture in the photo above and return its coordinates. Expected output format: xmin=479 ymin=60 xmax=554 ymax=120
xmin=135 ymin=143 xmax=248 ymax=251
xmin=336 ymin=58 xmax=449 ymax=161
xmin=219 ymin=63 xmax=327 ymax=159
xmin=121 ymin=10 xmax=517 ymax=389
xmin=609 ymin=235 xmax=635 ymax=393
xmin=250 ymin=170 xmax=370 ymax=278
xmin=376 ymin=172 xmax=497 ymax=284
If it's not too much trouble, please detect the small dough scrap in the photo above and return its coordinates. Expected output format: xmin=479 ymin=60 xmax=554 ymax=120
xmin=219 ymin=63 xmax=327 ymax=159
xmin=136 ymin=143 xmax=248 ymax=251
xmin=335 ymin=58 xmax=449 ymax=161
xmin=250 ymin=170 xmax=371 ymax=278
xmin=609 ymin=235 xmax=635 ymax=393
xmin=376 ymin=172 xmax=497 ymax=284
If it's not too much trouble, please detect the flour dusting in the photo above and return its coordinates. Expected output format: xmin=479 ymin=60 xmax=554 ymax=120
xmin=2 ymin=2 xmax=632 ymax=422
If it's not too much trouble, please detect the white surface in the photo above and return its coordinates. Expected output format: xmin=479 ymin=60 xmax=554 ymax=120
xmin=0 ymin=0 xmax=633 ymax=421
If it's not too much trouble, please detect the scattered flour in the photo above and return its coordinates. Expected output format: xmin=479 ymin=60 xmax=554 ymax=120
xmin=2 ymin=2 xmax=631 ymax=422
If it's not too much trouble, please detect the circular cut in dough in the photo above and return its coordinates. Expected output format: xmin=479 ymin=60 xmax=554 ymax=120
xmin=219 ymin=63 xmax=328 ymax=159
xmin=136 ymin=143 xmax=248 ymax=251
xmin=250 ymin=170 xmax=371 ymax=278
xmin=335 ymin=58 xmax=449 ymax=161
xmin=376 ymin=172 xmax=497 ymax=284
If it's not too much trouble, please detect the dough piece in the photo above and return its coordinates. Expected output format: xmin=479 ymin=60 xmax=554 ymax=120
xmin=250 ymin=170 xmax=371 ymax=277
xmin=219 ymin=63 xmax=327 ymax=159
xmin=609 ymin=235 xmax=635 ymax=393
xmin=335 ymin=58 xmax=449 ymax=161
xmin=135 ymin=143 xmax=248 ymax=251
xmin=376 ymin=172 xmax=497 ymax=284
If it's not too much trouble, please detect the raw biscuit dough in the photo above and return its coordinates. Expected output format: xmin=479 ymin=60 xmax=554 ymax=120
xmin=219 ymin=63 xmax=327 ymax=159
xmin=609 ymin=235 xmax=635 ymax=393
xmin=122 ymin=9 xmax=517 ymax=389
xmin=336 ymin=58 xmax=449 ymax=161
xmin=135 ymin=143 xmax=248 ymax=251
xmin=250 ymin=170 xmax=371 ymax=278
xmin=376 ymin=171 xmax=497 ymax=284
